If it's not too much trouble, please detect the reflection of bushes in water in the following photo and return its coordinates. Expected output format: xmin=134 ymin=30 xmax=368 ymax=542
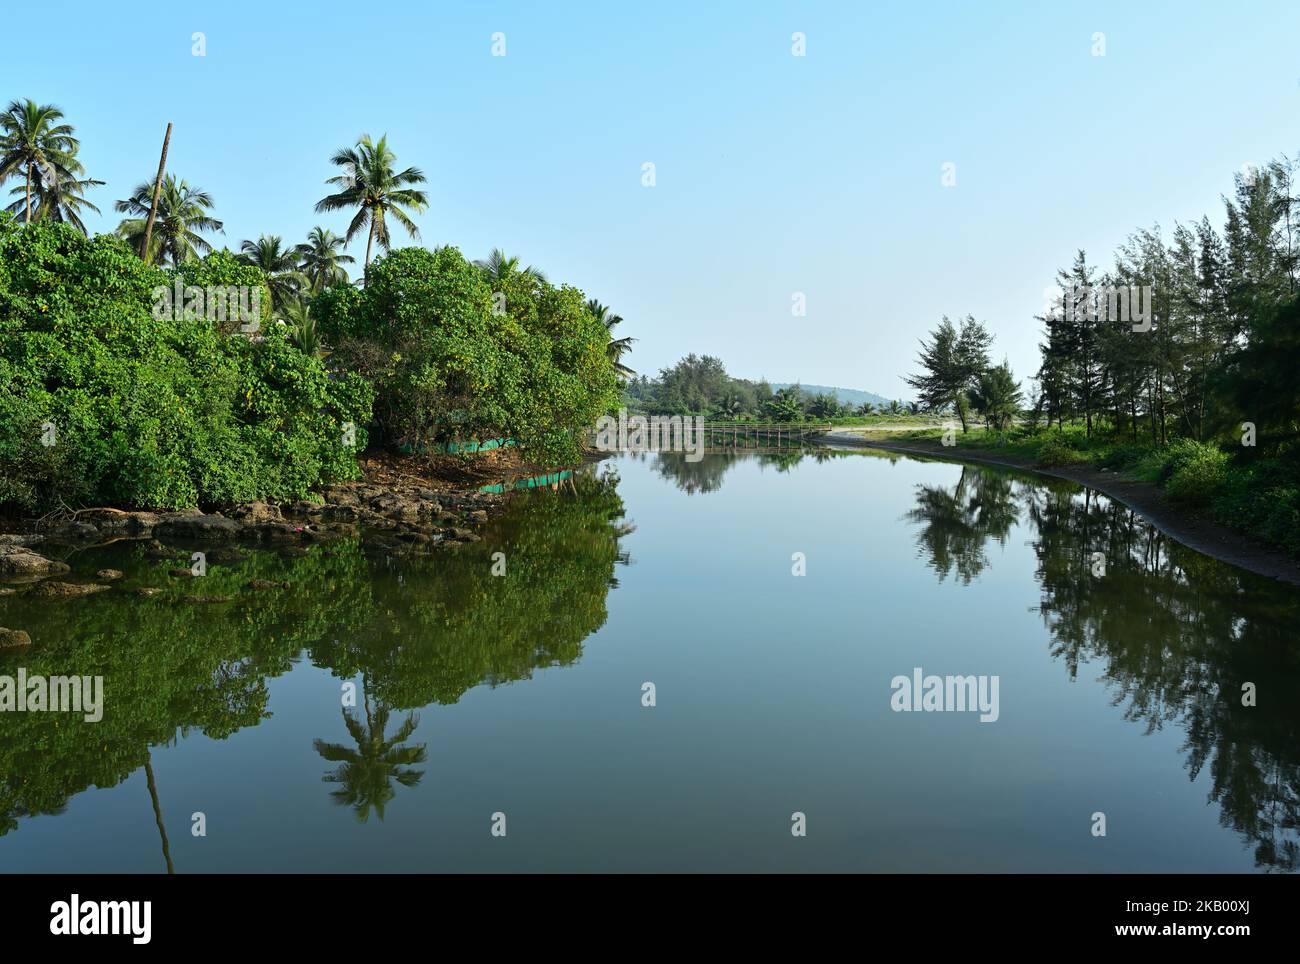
xmin=649 ymin=451 xmax=737 ymax=494
xmin=907 ymin=463 xmax=1300 ymax=871
xmin=312 ymin=469 xmax=629 ymax=708
xmin=0 ymin=543 xmax=372 ymax=837
xmin=649 ymin=448 xmax=841 ymax=494
xmin=0 ymin=470 xmax=628 ymax=837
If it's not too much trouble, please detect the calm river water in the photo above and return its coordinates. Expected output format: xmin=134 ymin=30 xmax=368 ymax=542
xmin=2 ymin=449 xmax=1297 ymax=871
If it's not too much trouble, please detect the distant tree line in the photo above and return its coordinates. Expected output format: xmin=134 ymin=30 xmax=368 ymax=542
xmin=624 ymin=353 xmax=916 ymax=421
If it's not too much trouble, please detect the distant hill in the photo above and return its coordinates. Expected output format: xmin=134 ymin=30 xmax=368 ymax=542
xmin=770 ymin=383 xmax=899 ymax=409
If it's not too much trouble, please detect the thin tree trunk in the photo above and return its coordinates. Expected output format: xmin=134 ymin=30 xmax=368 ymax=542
xmin=24 ymin=163 xmax=32 ymax=223
xmin=141 ymin=122 xmax=173 ymax=263
xmin=365 ymin=217 xmax=376 ymax=270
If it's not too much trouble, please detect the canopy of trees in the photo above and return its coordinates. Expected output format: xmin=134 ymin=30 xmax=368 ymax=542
xmin=625 ymin=353 xmax=907 ymax=421
xmin=1034 ymin=158 xmax=1300 ymax=446
xmin=0 ymin=219 xmax=373 ymax=510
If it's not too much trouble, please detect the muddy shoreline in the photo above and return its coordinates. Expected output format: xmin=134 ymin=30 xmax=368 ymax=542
xmin=828 ymin=434 xmax=1300 ymax=586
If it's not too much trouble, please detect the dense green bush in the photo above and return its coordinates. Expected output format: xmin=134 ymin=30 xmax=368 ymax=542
xmin=317 ymin=245 xmax=617 ymax=464
xmin=1037 ymin=436 xmax=1088 ymax=466
xmin=0 ymin=218 xmax=372 ymax=511
xmin=1161 ymin=439 xmax=1230 ymax=504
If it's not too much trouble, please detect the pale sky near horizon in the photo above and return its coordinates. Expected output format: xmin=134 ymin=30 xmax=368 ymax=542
xmin=5 ymin=0 xmax=1298 ymax=399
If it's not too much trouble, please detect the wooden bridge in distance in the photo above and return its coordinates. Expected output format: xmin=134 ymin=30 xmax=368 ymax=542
xmin=587 ymin=420 xmax=835 ymax=456
xmin=696 ymin=421 xmax=833 ymax=450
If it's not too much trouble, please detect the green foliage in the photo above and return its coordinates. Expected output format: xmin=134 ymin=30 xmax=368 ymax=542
xmin=905 ymin=314 xmax=994 ymax=431
xmin=1037 ymin=435 xmax=1089 ymax=467
xmin=174 ymin=247 xmax=271 ymax=334
xmin=1162 ymin=439 xmax=1230 ymax=504
xmin=318 ymin=245 xmax=616 ymax=464
xmin=0 ymin=219 xmax=372 ymax=510
xmin=970 ymin=360 xmax=1022 ymax=431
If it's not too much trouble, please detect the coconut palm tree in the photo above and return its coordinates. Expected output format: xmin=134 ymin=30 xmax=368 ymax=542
xmin=240 ymin=235 xmax=308 ymax=310
xmin=0 ymin=99 xmax=83 ymax=224
xmin=474 ymin=248 xmax=547 ymax=284
xmin=280 ymin=297 xmax=326 ymax=358
xmin=5 ymin=172 xmax=103 ymax=233
xmin=298 ymin=226 xmax=354 ymax=293
xmin=714 ymin=390 xmax=745 ymax=420
xmin=585 ymin=299 xmax=636 ymax=380
xmin=886 ymin=399 xmax=905 ymax=417
xmin=314 ymin=134 xmax=427 ymax=269
xmin=114 ymin=175 xmax=222 ymax=266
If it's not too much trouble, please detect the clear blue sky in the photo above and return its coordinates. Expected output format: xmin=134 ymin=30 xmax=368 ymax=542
xmin=6 ymin=0 xmax=1298 ymax=398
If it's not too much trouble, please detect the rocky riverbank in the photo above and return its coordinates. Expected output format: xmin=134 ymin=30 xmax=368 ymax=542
xmin=0 ymin=478 xmax=511 ymax=626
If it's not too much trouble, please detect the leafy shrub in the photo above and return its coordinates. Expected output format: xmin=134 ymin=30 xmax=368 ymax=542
xmin=0 ymin=219 xmax=372 ymax=511
xmin=318 ymin=245 xmax=617 ymax=464
xmin=1097 ymin=443 xmax=1151 ymax=471
xmin=1037 ymin=436 xmax=1088 ymax=466
xmin=1163 ymin=440 xmax=1230 ymax=505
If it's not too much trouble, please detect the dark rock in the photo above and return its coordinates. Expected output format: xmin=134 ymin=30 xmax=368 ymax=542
xmin=55 ymin=521 xmax=100 ymax=540
xmin=0 ymin=533 xmax=43 ymax=547
xmin=76 ymin=509 xmax=159 ymax=533
xmin=0 ymin=545 xmax=71 ymax=579
xmin=317 ymin=505 xmax=359 ymax=522
xmin=28 ymin=581 xmax=111 ymax=598
xmin=143 ymin=540 xmax=176 ymax=559
xmin=321 ymin=487 xmax=360 ymax=507
xmin=230 ymin=501 xmax=283 ymax=523
xmin=155 ymin=514 xmax=242 ymax=541
xmin=252 ymin=522 xmax=304 ymax=542
xmin=0 ymin=627 xmax=32 ymax=648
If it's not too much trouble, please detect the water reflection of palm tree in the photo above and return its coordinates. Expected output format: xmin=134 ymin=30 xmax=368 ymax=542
xmin=144 ymin=751 xmax=174 ymax=874
xmin=313 ymin=690 xmax=427 ymax=823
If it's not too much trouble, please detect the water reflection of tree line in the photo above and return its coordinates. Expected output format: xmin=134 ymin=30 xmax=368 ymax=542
xmin=0 ymin=470 xmax=630 ymax=851
xmin=647 ymin=448 xmax=843 ymax=495
xmin=905 ymin=463 xmax=1300 ymax=871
